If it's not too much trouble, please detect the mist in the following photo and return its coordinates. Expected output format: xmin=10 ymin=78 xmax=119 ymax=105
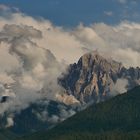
xmin=0 ymin=5 xmax=140 ymax=126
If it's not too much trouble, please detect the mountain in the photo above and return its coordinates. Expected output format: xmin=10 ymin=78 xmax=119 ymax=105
xmin=0 ymin=99 xmax=77 ymax=135
xmin=59 ymin=51 xmax=140 ymax=103
xmin=0 ymin=52 xmax=140 ymax=139
xmin=20 ymin=86 xmax=140 ymax=140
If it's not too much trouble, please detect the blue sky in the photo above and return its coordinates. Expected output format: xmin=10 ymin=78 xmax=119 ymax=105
xmin=0 ymin=0 xmax=139 ymax=26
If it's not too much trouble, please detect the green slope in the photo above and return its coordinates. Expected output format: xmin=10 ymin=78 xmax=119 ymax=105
xmin=0 ymin=130 xmax=18 ymax=140
xmin=20 ymin=86 xmax=140 ymax=140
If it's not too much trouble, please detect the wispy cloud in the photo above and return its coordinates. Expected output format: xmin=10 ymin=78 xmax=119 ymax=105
xmin=104 ymin=11 xmax=113 ymax=16
xmin=118 ymin=0 xmax=127 ymax=4
xmin=0 ymin=4 xmax=10 ymax=11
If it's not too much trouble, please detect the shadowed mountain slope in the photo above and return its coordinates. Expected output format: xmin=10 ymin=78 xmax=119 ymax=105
xmin=20 ymin=86 xmax=140 ymax=140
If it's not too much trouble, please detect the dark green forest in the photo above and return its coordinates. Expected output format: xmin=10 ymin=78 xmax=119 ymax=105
xmin=19 ymin=86 xmax=140 ymax=140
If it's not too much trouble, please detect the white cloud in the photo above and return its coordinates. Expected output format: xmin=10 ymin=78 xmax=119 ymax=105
xmin=118 ymin=0 xmax=127 ymax=4
xmin=91 ymin=22 xmax=140 ymax=67
xmin=6 ymin=117 xmax=14 ymax=128
xmin=104 ymin=11 xmax=113 ymax=16
xmin=0 ymin=43 xmax=20 ymax=72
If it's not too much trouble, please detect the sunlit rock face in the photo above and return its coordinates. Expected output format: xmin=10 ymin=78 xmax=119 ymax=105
xmin=59 ymin=51 xmax=140 ymax=104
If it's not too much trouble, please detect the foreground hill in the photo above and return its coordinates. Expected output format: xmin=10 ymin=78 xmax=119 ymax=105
xmin=0 ymin=130 xmax=18 ymax=140
xmin=21 ymin=86 xmax=140 ymax=140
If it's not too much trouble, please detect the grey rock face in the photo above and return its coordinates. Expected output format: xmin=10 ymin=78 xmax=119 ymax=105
xmin=59 ymin=52 xmax=140 ymax=103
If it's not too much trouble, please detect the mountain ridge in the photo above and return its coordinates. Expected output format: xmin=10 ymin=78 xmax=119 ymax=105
xmin=0 ymin=52 xmax=140 ymax=139
xmin=20 ymin=86 xmax=140 ymax=140
xmin=59 ymin=51 xmax=140 ymax=103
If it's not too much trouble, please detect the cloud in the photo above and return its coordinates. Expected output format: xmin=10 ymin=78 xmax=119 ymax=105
xmin=0 ymin=5 xmax=140 ymax=127
xmin=0 ymin=4 xmax=20 ymax=19
xmin=1 ymin=8 xmax=139 ymax=68
xmin=6 ymin=117 xmax=14 ymax=128
xmin=0 ymin=43 xmax=20 ymax=72
xmin=32 ymin=101 xmax=76 ymax=124
xmin=0 ymin=23 xmax=66 ymax=117
xmin=104 ymin=11 xmax=113 ymax=16
xmin=91 ymin=22 xmax=140 ymax=67
xmin=112 ymin=79 xmax=128 ymax=95
xmin=118 ymin=0 xmax=127 ymax=4
xmin=0 ymin=4 xmax=10 ymax=11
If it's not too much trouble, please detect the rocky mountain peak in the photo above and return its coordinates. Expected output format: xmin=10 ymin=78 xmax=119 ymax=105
xmin=59 ymin=52 xmax=140 ymax=104
xmin=78 ymin=51 xmax=122 ymax=73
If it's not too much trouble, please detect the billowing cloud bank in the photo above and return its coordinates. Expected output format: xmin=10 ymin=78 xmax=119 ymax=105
xmin=0 ymin=6 xmax=140 ymax=126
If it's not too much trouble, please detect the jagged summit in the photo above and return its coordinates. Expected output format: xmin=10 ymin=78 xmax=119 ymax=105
xmin=59 ymin=52 xmax=140 ymax=104
xmin=78 ymin=51 xmax=122 ymax=73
